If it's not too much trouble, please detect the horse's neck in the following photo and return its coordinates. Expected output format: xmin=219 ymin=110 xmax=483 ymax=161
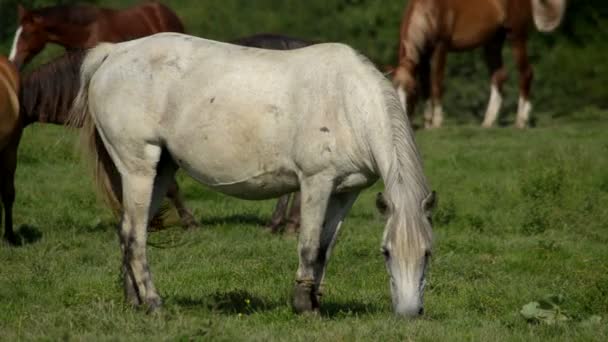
xmin=46 ymin=22 xmax=93 ymax=48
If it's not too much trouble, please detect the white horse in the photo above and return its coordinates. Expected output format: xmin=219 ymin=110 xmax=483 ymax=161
xmin=69 ymin=33 xmax=436 ymax=317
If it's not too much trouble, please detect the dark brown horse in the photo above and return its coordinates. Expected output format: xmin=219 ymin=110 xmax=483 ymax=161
xmin=230 ymin=33 xmax=315 ymax=234
xmin=392 ymin=0 xmax=566 ymax=128
xmin=9 ymin=2 xmax=184 ymax=69
xmin=0 ymin=52 xmax=196 ymax=245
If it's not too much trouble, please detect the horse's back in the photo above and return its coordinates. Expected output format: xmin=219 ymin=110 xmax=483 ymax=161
xmin=0 ymin=56 xmax=20 ymax=149
xmin=88 ymin=33 xmax=381 ymax=198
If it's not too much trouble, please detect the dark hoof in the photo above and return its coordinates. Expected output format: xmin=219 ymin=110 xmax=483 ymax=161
xmin=3 ymin=234 xmax=21 ymax=246
xmin=146 ymin=297 xmax=162 ymax=314
xmin=293 ymin=282 xmax=319 ymax=314
xmin=182 ymin=221 xmax=200 ymax=230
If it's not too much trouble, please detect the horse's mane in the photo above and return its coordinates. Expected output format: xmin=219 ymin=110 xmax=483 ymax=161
xmin=20 ymin=51 xmax=86 ymax=125
xmin=355 ymin=51 xmax=433 ymax=253
xmin=30 ymin=5 xmax=100 ymax=26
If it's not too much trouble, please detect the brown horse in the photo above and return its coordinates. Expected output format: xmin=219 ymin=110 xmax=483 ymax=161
xmin=9 ymin=2 xmax=184 ymax=69
xmin=0 ymin=56 xmax=20 ymax=245
xmin=392 ymin=0 xmax=566 ymax=128
xmin=0 ymin=52 xmax=196 ymax=245
xmin=230 ymin=33 xmax=315 ymax=234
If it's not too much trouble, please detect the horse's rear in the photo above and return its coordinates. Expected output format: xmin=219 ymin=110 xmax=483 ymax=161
xmin=0 ymin=56 xmax=21 ymax=244
xmin=0 ymin=56 xmax=19 ymax=150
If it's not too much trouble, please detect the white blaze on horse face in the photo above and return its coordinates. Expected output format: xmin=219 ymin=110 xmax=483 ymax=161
xmin=482 ymin=84 xmax=503 ymax=127
xmin=516 ymin=96 xmax=532 ymax=128
xmin=384 ymin=243 xmax=428 ymax=317
xmin=8 ymin=26 xmax=23 ymax=62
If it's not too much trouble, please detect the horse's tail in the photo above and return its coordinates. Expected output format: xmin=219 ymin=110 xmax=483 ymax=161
xmin=531 ymin=0 xmax=567 ymax=32
xmin=68 ymin=43 xmax=123 ymax=218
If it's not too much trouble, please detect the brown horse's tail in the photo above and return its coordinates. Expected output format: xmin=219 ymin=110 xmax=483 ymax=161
xmin=68 ymin=43 xmax=123 ymax=218
xmin=531 ymin=0 xmax=567 ymax=32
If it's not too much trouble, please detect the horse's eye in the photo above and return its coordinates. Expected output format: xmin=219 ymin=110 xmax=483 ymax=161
xmin=381 ymin=248 xmax=390 ymax=259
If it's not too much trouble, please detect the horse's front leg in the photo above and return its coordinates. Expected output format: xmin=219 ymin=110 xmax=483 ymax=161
xmin=293 ymin=175 xmax=333 ymax=313
xmin=311 ymin=191 xmax=359 ymax=301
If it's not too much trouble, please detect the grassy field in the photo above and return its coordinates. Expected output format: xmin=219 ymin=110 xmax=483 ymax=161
xmin=1 ymin=109 xmax=607 ymax=341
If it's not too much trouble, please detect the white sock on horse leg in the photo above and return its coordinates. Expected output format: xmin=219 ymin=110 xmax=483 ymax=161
xmin=432 ymin=101 xmax=443 ymax=128
xmin=516 ymin=96 xmax=532 ymax=128
xmin=482 ymin=84 xmax=502 ymax=127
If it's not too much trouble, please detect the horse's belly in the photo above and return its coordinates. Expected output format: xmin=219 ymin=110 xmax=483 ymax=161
xmin=180 ymin=162 xmax=300 ymax=200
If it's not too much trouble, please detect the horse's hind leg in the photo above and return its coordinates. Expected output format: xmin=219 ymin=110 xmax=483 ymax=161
xmin=482 ymin=33 xmax=507 ymax=128
xmin=166 ymin=178 xmax=198 ymax=229
xmin=1 ymin=139 xmax=20 ymax=245
xmin=284 ymin=192 xmax=302 ymax=234
xmin=512 ymin=38 xmax=533 ymax=128
xmin=116 ymin=145 xmax=165 ymax=311
xmin=266 ymin=194 xmax=291 ymax=233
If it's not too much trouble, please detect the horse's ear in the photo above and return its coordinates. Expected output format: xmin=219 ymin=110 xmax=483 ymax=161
xmin=422 ymin=191 xmax=437 ymax=212
xmin=376 ymin=192 xmax=390 ymax=216
xmin=17 ymin=4 xmax=27 ymax=21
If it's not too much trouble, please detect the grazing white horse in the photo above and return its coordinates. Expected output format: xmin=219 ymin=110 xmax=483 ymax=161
xmin=69 ymin=33 xmax=436 ymax=317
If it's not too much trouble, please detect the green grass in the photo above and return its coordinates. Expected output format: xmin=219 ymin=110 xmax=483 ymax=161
xmin=1 ymin=109 xmax=607 ymax=340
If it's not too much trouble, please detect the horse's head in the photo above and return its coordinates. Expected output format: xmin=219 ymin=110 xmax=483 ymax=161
xmin=10 ymin=5 xmax=49 ymax=69
xmin=376 ymin=190 xmax=436 ymax=317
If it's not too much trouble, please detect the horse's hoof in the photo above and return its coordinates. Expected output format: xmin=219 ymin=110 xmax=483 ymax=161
xmin=146 ymin=297 xmax=162 ymax=314
xmin=284 ymin=221 xmax=300 ymax=234
xmin=183 ymin=221 xmax=200 ymax=230
xmin=3 ymin=234 xmax=21 ymax=246
xmin=293 ymin=282 xmax=319 ymax=314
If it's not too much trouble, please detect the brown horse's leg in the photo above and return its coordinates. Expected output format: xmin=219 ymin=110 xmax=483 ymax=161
xmin=512 ymin=38 xmax=534 ymax=128
xmin=393 ymin=59 xmax=418 ymax=119
xmin=482 ymin=34 xmax=508 ymax=128
xmin=166 ymin=178 xmax=198 ymax=229
xmin=429 ymin=46 xmax=447 ymax=128
xmin=267 ymin=194 xmax=291 ymax=233
xmin=1 ymin=141 xmax=19 ymax=245
xmin=285 ymin=192 xmax=302 ymax=234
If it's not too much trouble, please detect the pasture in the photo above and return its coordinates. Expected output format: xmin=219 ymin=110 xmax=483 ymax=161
xmin=1 ymin=109 xmax=606 ymax=340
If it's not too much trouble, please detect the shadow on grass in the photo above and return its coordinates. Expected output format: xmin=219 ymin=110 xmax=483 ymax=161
xmin=170 ymin=289 xmax=385 ymax=317
xmin=5 ymin=224 xmax=44 ymax=246
xmin=319 ymin=300 xmax=385 ymax=317
xmin=171 ymin=289 xmax=279 ymax=314
xmin=200 ymin=214 xmax=268 ymax=227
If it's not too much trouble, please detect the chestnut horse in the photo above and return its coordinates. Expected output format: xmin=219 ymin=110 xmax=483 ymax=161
xmin=392 ymin=0 xmax=566 ymax=128
xmin=0 ymin=56 xmax=20 ymax=245
xmin=0 ymin=52 xmax=196 ymax=245
xmin=229 ymin=33 xmax=314 ymax=234
xmin=8 ymin=2 xmax=184 ymax=69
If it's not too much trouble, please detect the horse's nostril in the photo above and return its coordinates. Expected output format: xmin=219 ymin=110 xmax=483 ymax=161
xmin=418 ymin=307 xmax=424 ymax=315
